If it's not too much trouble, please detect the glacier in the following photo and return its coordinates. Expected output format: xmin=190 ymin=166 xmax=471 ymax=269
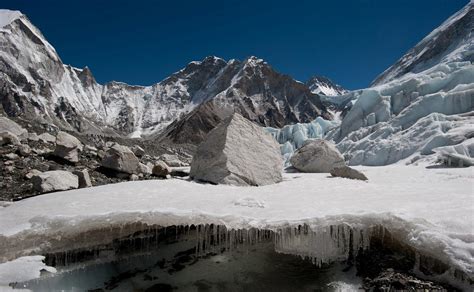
xmin=265 ymin=117 xmax=339 ymax=164
xmin=0 ymin=164 xmax=472 ymax=290
xmin=326 ymin=2 xmax=474 ymax=166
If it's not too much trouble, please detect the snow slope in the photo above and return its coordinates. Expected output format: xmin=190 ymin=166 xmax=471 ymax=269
xmin=0 ymin=165 xmax=472 ymax=287
xmin=306 ymin=76 xmax=347 ymax=96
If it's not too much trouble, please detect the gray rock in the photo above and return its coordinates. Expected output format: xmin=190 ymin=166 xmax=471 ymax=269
xmin=73 ymin=169 xmax=92 ymax=188
xmin=170 ymin=167 xmax=190 ymax=177
xmin=16 ymin=144 xmax=31 ymax=156
xmin=25 ymin=169 xmax=42 ymax=179
xmin=28 ymin=132 xmax=40 ymax=142
xmin=159 ymin=154 xmax=186 ymax=167
xmin=53 ymin=131 xmax=83 ymax=163
xmin=290 ymin=139 xmax=345 ymax=173
xmin=5 ymin=165 xmax=14 ymax=173
xmin=85 ymin=145 xmax=98 ymax=152
xmin=97 ymin=149 xmax=106 ymax=159
xmin=101 ymin=144 xmax=140 ymax=174
xmin=0 ymin=131 xmax=21 ymax=146
xmin=138 ymin=163 xmax=152 ymax=175
xmin=152 ymin=161 xmax=171 ymax=178
xmin=190 ymin=113 xmax=283 ymax=186
xmin=3 ymin=153 xmax=19 ymax=160
xmin=32 ymin=170 xmax=79 ymax=193
xmin=131 ymin=145 xmax=145 ymax=157
xmin=330 ymin=166 xmax=368 ymax=181
xmin=0 ymin=117 xmax=27 ymax=140
xmin=38 ymin=133 xmax=56 ymax=143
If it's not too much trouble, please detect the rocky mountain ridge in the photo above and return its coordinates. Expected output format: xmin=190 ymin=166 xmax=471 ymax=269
xmin=0 ymin=10 xmax=333 ymax=140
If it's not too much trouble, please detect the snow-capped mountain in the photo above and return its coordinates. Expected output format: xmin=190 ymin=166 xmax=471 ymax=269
xmin=371 ymin=1 xmax=473 ymax=86
xmin=328 ymin=2 xmax=474 ymax=166
xmin=158 ymin=57 xmax=333 ymax=144
xmin=0 ymin=10 xmax=329 ymax=139
xmin=306 ymin=76 xmax=347 ymax=96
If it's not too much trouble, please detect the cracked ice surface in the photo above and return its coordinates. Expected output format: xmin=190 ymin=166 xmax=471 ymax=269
xmin=0 ymin=165 xmax=472 ymax=278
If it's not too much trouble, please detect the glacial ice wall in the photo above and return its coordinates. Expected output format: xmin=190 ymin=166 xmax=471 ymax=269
xmin=330 ymin=60 xmax=474 ymax=166
xmin=265 ymin=117 xmax=339 ymax=164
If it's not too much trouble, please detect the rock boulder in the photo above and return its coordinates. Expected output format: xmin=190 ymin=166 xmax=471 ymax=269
xmin=0 ymin=117 xmax=27 ymax=140
xmin=32 ymin=171 xmax=79 ymax=193
xmin=190 ymin=113 xmax=283 ymax=186
xmin=330 ymin=166 xmax=368 ymax=181
xmin=73 ymin=169 xmax=92 ymax=188
xmin=290 ymin=139 xmax=345 ymax=173
xmin=53 ymin=131 xmax=83 ymax=163
xmin=101 ymin=144 xmax=140 ymax=174
xmin=152 ymin=161 xmax=170 ymax=178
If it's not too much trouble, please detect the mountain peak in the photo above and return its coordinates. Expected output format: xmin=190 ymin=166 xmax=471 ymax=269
xmin=244 ymin=56 xmax=266 ymax=66
xmin=0 ymin=9 xmax=23 ymax=28
xmin=371 ymin=2 xmax=473 ymax=86
xmin=306 ymin=76 xmax=347 ymax=96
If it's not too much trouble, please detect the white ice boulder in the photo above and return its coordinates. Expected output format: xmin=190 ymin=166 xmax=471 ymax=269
xmin=433 ymin=138 xmax=474 ymax=167
xmin=290 ymin=139 xmax=345 ymax=173
xmin=190 ymin=113 xmax=283 ymax=186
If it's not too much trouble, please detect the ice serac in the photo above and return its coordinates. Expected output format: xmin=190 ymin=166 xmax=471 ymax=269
xmin=190 ymin=113 xmax=283 ymax=186
xmin=265 ymin=116 xmax=339 ymax=163
xmin=331 ymin=2 xmax=474 ymax=166
xmin=434 ymin=138 xmax=474 ymax=167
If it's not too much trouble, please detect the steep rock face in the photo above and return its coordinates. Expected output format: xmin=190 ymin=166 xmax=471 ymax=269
xmin=0 ymin=10 xmax=106 ymax=133
xmin=190 ymin=113 xmax=283 ymax=186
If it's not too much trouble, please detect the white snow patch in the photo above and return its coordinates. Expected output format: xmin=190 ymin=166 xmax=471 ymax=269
xmin=0 ymin=256 xmax=56 ymax=288
xmin=0 ymin=10 xmax=22 ymax=28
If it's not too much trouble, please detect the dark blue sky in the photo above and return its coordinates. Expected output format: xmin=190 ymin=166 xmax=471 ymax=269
xmin=1 ymin=0 xmax=469 ymax=89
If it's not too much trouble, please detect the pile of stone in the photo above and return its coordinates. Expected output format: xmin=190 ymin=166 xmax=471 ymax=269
xmin=0 ymin=116 xmax=190 ymax=201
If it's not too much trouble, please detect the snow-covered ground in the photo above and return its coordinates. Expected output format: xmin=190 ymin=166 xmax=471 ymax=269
xmin=0 ymin=164 xmax=472 ymax=288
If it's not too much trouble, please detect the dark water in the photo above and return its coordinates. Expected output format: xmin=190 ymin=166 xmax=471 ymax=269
xmin=17 ymin=230 xmax=362 ymax=292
